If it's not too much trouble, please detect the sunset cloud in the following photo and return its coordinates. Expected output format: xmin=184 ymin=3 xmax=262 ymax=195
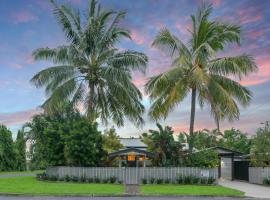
xmin=11 ymin=10 xmax=37 ymax=24
xmin=237 ymin=6 xmax=263 ymax=25
xmin=0 ymin=109 xmax=42 ymax=126
xmin=131 ymin=30 xmax=146 ymax=45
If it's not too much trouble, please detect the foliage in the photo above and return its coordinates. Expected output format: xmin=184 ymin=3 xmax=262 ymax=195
xmin=31 ymin=0 xmax=148 ymax=126
xmin=178 ymin=129 xmax=221 ymax=150
xmin=263 ymin=178 xmax=270 ymax=185
xmin=187 ymin=149 xmax=219 ymax=168
xmin=145 ymin=3 xmax=257 ymax=151
xmin=24 ymin=104 xmax=105 ymax=168
xmin=141 ymin=123 xmax=184 ymax=166
xmin=251 ymin=122 xmax=270 ymax=167
xmin=219 ymin=128 xmax=251 ymax=154
xmin=15 ymin=130 xmax=27 ymax=171
xmin=0 ymin=125 xmax=17 ymax=171
xmin=102 ymin=127 xmax=123 ymax=153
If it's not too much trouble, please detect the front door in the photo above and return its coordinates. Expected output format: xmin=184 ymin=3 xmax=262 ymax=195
xmin=234 ymin=161 xmax=249 ymax=181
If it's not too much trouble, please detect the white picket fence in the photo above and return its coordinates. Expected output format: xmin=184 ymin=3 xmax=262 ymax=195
xmin=46 ymin=166 xmax=218 ymax=184
xmin=249 ymin=167 xmax=270 ymax=184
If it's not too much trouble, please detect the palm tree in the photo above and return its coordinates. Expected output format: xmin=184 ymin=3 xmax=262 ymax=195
xmin=145 ymin=3 xmax=257 ymax=151
xmin=31 ymin=0 xmax=148 ymax=126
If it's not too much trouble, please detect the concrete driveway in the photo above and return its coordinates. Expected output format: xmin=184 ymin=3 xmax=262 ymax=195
xmin=219 ymin=179 xmax=270 ymax=199
xmin=0 ymin=197 xmax=263 ymax=200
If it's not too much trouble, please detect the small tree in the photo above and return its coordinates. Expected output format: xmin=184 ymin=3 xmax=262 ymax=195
xmin=219 ymin=128 xmax=251 ymax=154
xmin=15 ymin=130 xmax=26 ymax=171
xmin=64 ymin=121 xmax=105 ymax=166
xmin=188 ymin=150 xmax=219 ymax=168
xmin=251 ymin=122 xmax=270 ymax=167
xmin=0 ymin=125 xmax=16 ymax=171
xmin=142 ymin=124 xmax=184 ymax=166
xmin=102 ymin=127 xmax=123 ymax=153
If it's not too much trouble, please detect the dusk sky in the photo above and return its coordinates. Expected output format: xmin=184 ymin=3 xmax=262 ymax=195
xmin=0 ymin=0 xmax=270 ymax=138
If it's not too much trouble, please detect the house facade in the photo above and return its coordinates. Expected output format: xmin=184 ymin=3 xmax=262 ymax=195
xmin=109 ymin=138 xmax=155 ymax=167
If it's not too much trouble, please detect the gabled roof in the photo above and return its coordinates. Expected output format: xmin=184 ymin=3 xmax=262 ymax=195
xmin=194 ymin=146 xmax=244 ymax=156
xmin=120 ymin=138 xmax=147 ymax=148
xmin=109 ymin=147 xmax=155 ymax=158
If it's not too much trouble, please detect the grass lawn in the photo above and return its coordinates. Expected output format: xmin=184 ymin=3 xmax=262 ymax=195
xmin=0 ymin=176 xmax=124 ymax=195
xmin=0 ymin=170 xmax=44 ymax=175
xmin=141 ymin=184 xmax=244 ymax=197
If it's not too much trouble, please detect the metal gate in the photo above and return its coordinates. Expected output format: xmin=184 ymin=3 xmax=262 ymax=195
xmin=125 ymin=168 xmax=139 ymax=184
xmin=234 ymin=161 xmax=249 ymax=181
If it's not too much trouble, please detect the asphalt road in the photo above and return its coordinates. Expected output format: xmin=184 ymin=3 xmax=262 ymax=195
xmin=0 ymin=196 xmax=266 ymax=200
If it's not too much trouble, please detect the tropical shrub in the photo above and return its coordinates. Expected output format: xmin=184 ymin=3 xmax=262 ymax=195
xmin=150 ymin=178 xmax=156 ymax=184
xmin=251 ymin=122 xmax=270 ymax=167
xmin=142 ymin=178 xmax=147 ymax=184
xmin=263 ymin=178 xmax=270 ymax=185
xmin=156 ymin=178 xmax=163 ymax=184
xmin=25 ymin=105 xmax=106 ymax=168
xmin=109 ymin=176 xmax=117 ymax=184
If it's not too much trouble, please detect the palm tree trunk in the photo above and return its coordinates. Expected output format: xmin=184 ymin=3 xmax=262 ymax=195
xmin=189 ymin=88 xmax=196 ymax=152
xmin=87 ymin=80 xmax=95 ymax=122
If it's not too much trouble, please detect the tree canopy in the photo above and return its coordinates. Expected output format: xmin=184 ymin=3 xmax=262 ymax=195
xmin=31 ymin=0 xmax=148 ymax=127
xmin=145 ymin=3 xmax=257 ymax=151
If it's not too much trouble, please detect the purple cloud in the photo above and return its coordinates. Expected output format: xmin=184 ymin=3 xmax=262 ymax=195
xmin=11 ymin=10 xmax=37 ymax=24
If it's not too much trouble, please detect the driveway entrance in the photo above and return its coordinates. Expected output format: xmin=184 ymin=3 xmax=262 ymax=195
xmin=219 ymin=179 xmax=270 ymax=198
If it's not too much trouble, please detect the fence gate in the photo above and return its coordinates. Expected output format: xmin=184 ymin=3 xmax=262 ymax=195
xmin=125 ymin=168 xmax=139 ymax=184
xmin=234 ymin=161 xmax=249 ymax=181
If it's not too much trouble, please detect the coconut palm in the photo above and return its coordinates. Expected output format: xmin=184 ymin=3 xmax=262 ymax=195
xmin=31 ymin=0 xmax=148 ymax=126
xmin=145 ymin=3 xmax=257 ymax=151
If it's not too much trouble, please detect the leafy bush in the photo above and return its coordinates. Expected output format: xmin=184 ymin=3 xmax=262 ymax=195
xmin=80 ymin=176 xmax=87 ymax=183
xmin=164 ymin=178 xmax=170 ymax=184
xmin=87 ymin=177 xmax=93 ymax=183
xmin=48 ymin=175 xmax=58 ymax=181
xmin=142 ymin=178 xmax=147 ymax=184
xmin=71 ymin=176 xmax=79 ymax=182
xmin=263 ymin=178 xmax=270 ymax=185
xmin=64 ymin=175 xmax=70 ymax=182
xmin=109 ymin=176 xmax=117 ymax=184
xmin=58 ymin=177 xmax=65 ymax=182
xmin=190 ymin=176 xmax=200 ymax=184
xmin=156 ymin=178 xmax=163 ymax=184
xmin=183 ymin=175 xmax=192 ymax=184
xmin=102 ymin=178 xmax=109 ymax=183
xmin=150 ymin=178 xmax=156 ymax=184
xmin=176 ymin=176 xmax=183 ymax=184
xmin=207 ymin=177 xmax=216 ymax=184
xmin=200 ymin=177 xmax=208 ymax=184
xmin=94 ymin=177 xmax=100 ymax=183
xmin=36 ymin=173 xmax=48 ymax=180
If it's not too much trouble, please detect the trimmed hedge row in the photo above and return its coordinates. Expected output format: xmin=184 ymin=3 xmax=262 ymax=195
xmin=36 ymin=173 xmax=122 ymax=184
xmin=141 ymin=175 xmax=216 ymax=185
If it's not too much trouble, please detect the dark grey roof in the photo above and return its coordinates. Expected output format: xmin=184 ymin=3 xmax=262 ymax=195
xmin=109 ymin=147 xmax=155 ymax=158
xmin=120 ymin=138 xmax=147 ymax=148
xmin=194 ymin=146 xmax=244 ymax=156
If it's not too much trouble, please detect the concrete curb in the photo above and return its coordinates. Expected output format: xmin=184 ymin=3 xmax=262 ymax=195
xmin=0 ymin=193 xmax=248 ymax=198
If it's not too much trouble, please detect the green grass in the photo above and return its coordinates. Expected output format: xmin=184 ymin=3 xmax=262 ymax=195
xmin=0 ymin=170 xmax=44 ymax=175
xmin=0 ymin=176 xmax=124 ymax=195
xmin=141 ymin=184 xmax=244 ymax=197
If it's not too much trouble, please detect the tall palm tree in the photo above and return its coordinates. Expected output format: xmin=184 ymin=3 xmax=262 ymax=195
xmin=31 ymin=0 xmax=148 ymax=126
xmin=145 ymin=3 xmax=257 ymax=151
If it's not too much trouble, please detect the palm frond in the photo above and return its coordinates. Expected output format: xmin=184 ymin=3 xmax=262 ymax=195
xmin=208 ymin=54 xmax=258 ymax=78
